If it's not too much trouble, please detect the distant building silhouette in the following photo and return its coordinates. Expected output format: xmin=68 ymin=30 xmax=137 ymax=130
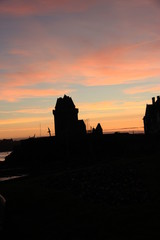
xmin=96 ymin=123 xmax=103 ymax=135
xmin=143 ymin=96 xmax=160 ymax=135
xmin=53 ymin=95 xmax=86 ymax=138
xmin=92 ymin=123 xmax=103 ymax=135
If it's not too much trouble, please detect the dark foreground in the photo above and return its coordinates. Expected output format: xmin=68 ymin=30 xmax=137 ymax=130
xmin=0 ymin=134 xmax=160 ymax=239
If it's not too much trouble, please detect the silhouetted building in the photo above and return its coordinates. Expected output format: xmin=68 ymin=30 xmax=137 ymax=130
xmin=96 ymin=123 xmax=103 ymax=135
xmin=92 ymin=123 xmax=103 ymax=135
xmin=53 ymin=95 xmax=86 ymax=138
xmin=77 ymin=120 xmax=87 ymax=135
xmin=143 ymin=96 xmax=160 ymax=135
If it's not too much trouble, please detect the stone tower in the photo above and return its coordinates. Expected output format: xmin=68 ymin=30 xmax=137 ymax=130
xmin=53 ymin=95 xmax=84 ymax=138
xmin=143 ymin=96 xmax=160 ymax=135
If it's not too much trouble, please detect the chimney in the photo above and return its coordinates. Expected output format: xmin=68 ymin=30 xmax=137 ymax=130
xmin=152 ymin=97 xmax=155 ymax=104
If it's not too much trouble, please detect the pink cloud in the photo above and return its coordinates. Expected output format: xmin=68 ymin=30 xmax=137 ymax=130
xmin=1 ymin=0 xmax=160 ymax=90
xmin=0 ymin=0 xmax=99 ymax=15
xmin=0 ymin=0 xmax=156 ymax=17
xmin=9 ymin=49 xmax=30 ymax=56
xmin=69 ymin=40 xmax=160 ymax=86
xmin=1 ymin=12 xmax=160 ymax=94
xmin=1 ymin=39 xmax=160 ymax=92
xmin=1 ymin=37 xmax=160 ymax=92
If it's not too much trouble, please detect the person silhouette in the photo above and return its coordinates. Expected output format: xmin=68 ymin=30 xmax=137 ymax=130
xmin=48 ymin=128 xmax=51 ymax=136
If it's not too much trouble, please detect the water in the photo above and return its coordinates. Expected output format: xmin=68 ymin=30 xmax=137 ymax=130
xmin=0 ymin=151 xmax=11 ymax=162
xmin=0 ymin=151 xmax=28 ymax=182
xmin=0 ymin=175 xmax=27 ymax=182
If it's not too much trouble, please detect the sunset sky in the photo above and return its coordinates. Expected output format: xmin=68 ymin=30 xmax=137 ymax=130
xmin=0 ymin=0 xmax=160 ymax=139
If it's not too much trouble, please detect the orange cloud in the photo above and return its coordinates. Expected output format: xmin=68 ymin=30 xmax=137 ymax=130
xmin=0 ymin=87 xmax=73 ymax=102
xmin=78 ymin=100 xmax=145 ymax=127
xmin=124 ymin=85 xmax=160 ymax=94
xmin=0 ymin=116 xmax=54 ymax=139
xmin=0 ymin=116 xmax=50 ymax=125
xmin=82 ymin=113 xmax=144 ymax=134
xmin=0 ymin=107 xmax=53 ymax=115
xmin=0 ymin=99 xmax=145 ymax=139
xmin=103 ymin=118 xmax=144 ymax=133
xmin=78 ymin=100 xmax=145 ymax=133
xmin=15 ymin=107 xmax=53 ymax=114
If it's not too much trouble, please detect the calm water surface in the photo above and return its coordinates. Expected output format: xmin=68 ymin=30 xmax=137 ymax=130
xmin=0 ymin=175 xmax=27 ymax=182
xmin=0 ymin=151 xmax=11 ymax=162
xmin=0 ymin=151 xmax=27 ymax=182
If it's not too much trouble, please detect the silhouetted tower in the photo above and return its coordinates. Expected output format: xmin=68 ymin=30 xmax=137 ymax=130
xmin=143 ymin=96 xmax=160 ymax=135
xmin=96 ymin=123 xmax=103 ymax=135
xmin=92 ymin=123 xmax=103 ymax=135
xmin=53 ymin=95 xmax=80 ymax=138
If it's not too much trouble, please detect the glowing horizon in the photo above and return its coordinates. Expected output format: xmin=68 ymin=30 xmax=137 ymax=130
xmin=1 ymin=0 xmax=160 ymax=139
